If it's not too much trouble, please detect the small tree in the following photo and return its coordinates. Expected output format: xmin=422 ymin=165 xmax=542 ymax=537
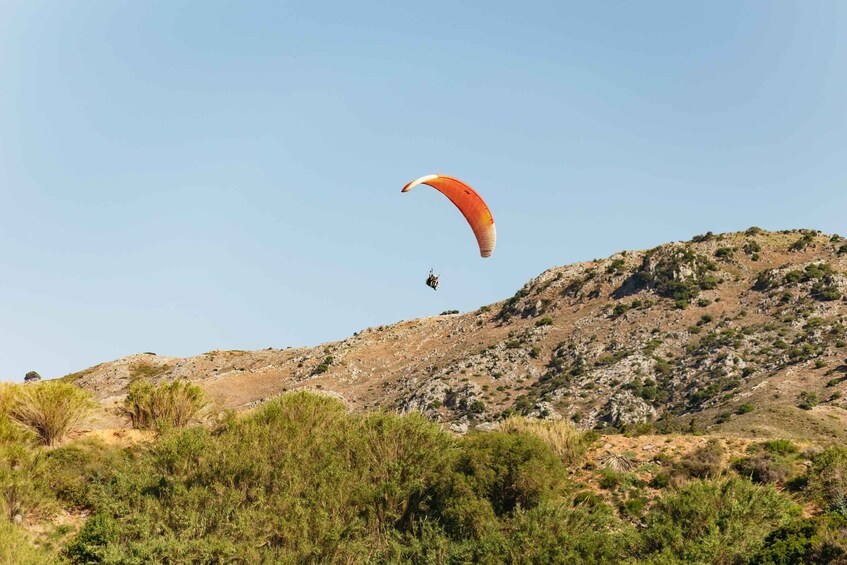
xmin=9 ymin=381 xmax=94 ymax=446
xmin=23 ymin=371 xmax=41 ymax=383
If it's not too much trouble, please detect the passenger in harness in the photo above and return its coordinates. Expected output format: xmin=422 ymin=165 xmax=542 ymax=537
xmin=425 ymin=270 xmax=439 ymax=291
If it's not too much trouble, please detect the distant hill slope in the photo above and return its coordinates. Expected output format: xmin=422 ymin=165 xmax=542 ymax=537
xmin=65 ymin=228 xmax=847 ymax=442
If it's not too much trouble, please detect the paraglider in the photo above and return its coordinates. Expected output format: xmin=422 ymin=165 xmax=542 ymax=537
xmin=402 ymin=174 xmax=495 ymax=290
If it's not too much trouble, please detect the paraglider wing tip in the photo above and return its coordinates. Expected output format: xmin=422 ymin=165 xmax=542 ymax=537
xmin=401 ymin=174 xmax=440 ymax=192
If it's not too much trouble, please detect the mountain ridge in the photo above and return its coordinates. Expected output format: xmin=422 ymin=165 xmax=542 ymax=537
xmin=65 ymin=228 xmax=847 ymax=442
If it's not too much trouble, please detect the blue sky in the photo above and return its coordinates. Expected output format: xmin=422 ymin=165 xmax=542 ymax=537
xmin=1 ymin=1 xmax=845 ymax=380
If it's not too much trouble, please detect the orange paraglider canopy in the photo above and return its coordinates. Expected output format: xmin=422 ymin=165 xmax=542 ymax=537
xmin=401 ymin=174 xmax=496 ymax=258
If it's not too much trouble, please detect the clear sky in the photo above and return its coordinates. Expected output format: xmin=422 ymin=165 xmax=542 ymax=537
xmin=1 ymin=2 xmax=845 ymax=380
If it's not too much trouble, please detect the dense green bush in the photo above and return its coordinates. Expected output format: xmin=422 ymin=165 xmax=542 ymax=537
xmin=432 ymin=431 xmax=564 ymax=531
xmin=751 ymin=516 xmax=847 ymax=564
xmin=638 ymin=478 xmax=800 ymax=564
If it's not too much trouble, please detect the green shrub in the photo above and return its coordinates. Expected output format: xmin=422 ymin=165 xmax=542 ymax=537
xmin=123 ymin=380 xmax=207 ymax=431
xmin=638 ymin=478 xmax=800 ymax=563
xmin=446 ymin=431 xmax=564 ymax=517
xmin=468 ymin=400 xmax=485 ymax=413
xmin=611 ymin=303 xmax=629 ymax=319
xmin=812 ymin=284 xmax=842 ymax=302
xmin=790 ymin=233 xmax=815 ymax=251
xmin=736 ymin=404 xmax=754 ymax=414
xmin=650 ymin=473 xmax=671 ymax=489
xmin=714 ymin=247 xmax=734 ymax=260
xmin=744 ymin=240 xmax=762 ymax=254
xmin=63 ymin=392 xmax=578 ymax=562
xmin=751 ymin=516 xmax=847 ymax=564
xmin=761 ymin=439 xmax=798 ymax=456
xmin=535 ymin=317 xmax=553 ymax=327
xmin=9 ymin=381 xmax=94 ymax=447
xmin=754 ymin=269 xmax=777 ymax=291
xmin=797 ymin=391 xmax=819 ymax=411
xmin=505 ymin=501 xmax=634 ymax=563
xmin=606 ymin=258 xmax=626 ymax=275
xmin=806 ymin=448 xmax=847 ymax=516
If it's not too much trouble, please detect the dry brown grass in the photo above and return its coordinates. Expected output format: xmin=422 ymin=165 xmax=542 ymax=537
xmin=500 ymin=416 xmax=591 ymax=466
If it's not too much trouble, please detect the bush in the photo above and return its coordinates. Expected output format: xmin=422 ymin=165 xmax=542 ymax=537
xmin=505 ymin=501 xmax=635 ymax=563
xmin=65 ymin=392 xmax=579 ymax=561
xmin=611 ymin=303 xmax=629 ymax=319
xmin=638 ymin=478 xmax=800 ymax=563
xmin=806 ymin=448 xmax=847 ymax=516
xmin=535 ymin=317 xmax=553 ymax=327
xmin=732 ymin=443 xmax=795 ymax=485
xmin=797 ymin=391 xmax=819 ymax=411
xmin=676 ymin=439 xmax=725 ymax=479
xmin=790 ymin=233 xmax=815 ymax=251
xmin=499 ymin=416 xmax=591 ymax=467
xmin=761 ymin=439 xmax=798 ymax=456
xmin=430 ymin=431 xmax=565 ymax=539
xmin=650 ymin=473 xmax=671 ymax=489
xmin=69 ymin=393 xmax=369 ymax=562
xmin=123 ymin=380 xmax=208 ymax=430
xmin=0 ymin=441 xmax=55 ymax=523
xmin=9 ymin=381 xmax=94 ymax=446
xmin=812 ymin=283 xmax=842 ymax=302
xmin=751 ymin=516 xmax=847 ymax=564
xmin=714 ymin=247 xmax=734 ymax=260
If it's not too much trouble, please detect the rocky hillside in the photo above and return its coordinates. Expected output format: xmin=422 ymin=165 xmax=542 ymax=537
xmin=65 ymin=228 xmax=847 ymax=442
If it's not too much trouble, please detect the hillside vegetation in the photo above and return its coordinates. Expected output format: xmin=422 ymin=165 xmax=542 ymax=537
xmin=2 ymin=388 xmax=847 ymax=563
